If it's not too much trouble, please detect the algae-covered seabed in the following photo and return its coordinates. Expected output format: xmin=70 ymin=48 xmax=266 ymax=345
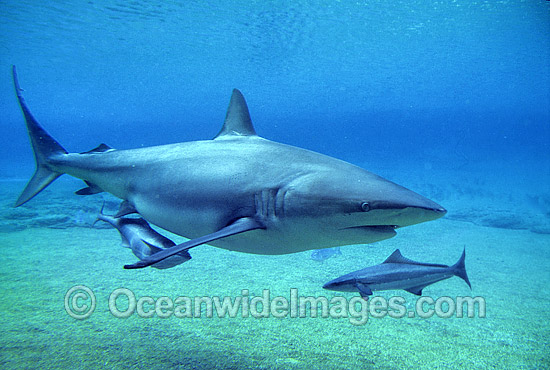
xmin=0 ymin=177 xmax=549 ymax=369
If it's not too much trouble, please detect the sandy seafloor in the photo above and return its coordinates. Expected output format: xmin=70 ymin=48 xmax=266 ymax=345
xmin=0 ymin=164 xmax=549 ymax=370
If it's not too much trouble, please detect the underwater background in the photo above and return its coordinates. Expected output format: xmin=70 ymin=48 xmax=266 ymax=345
xmin=1 ymin=1 xmax=549 ymax=369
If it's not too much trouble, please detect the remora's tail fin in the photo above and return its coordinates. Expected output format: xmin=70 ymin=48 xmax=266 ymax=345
xmin=92 ymin=201 xmax=107 ymax=227
xmin=13 ymin=66 xmax=67 ymax=207
xmin=451 ymin=248 xmax=471 ymax=289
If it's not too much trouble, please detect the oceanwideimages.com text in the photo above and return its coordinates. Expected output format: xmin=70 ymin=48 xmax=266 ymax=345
xmin=65 ymin=286 xmax=486 ymax=325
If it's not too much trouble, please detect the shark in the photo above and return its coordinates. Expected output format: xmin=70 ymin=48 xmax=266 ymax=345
xmin=95 ymin=204 xmax=191 ymax=269
xmin=12 ymin=65 xmax=446 ymax=269
xmin=323 ymin=248 xmax=471 ymax=299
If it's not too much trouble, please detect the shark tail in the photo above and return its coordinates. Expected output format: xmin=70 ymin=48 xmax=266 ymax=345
xmin=451 ymin=248 xmax=471 ymax=289
xmin=92 ymin=201 xmax=107 ymax=227
xmin=13 ymin=66 xmax=68 ymax=207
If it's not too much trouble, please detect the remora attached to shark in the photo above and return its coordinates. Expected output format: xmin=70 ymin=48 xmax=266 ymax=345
xmin=95 ymin=204 xmax=191 ymax=269
xmin=12 ymin=66 xmax=446 ymax=269
xmin=323 ymin=249 xmax=471 ymax=299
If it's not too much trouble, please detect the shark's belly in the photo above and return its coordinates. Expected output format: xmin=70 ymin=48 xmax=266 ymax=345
xmin=210 ymin=228 xmax=325 ymax=254
xmin=122 ymin=173 xmax=306 ymax=254
xmin=132 ymin=199 xmax=317 ymax=254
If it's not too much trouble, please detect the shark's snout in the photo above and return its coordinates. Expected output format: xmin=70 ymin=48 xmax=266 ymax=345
xmin=362 ymin=185 xmax=447 ymax=228
xmin=355 ymin=200 xmax=446 ymax=230
xmin=372 ymin=201 xmax=446 ymax=216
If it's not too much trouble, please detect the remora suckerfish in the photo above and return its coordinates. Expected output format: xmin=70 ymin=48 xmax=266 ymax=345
xmin=323 ymin=249 xmax=471 ymax=299
xmin=95 ymin=204 xmax=191 ymax=269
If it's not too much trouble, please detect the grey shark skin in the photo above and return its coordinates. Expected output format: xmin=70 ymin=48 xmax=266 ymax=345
xmin=323 ymin=249 xmax=471 ymax=300
xmin=95 ymin=205 xmax=191 ymax=269
xmin=12 ymin=66 xmax=446 ymax=269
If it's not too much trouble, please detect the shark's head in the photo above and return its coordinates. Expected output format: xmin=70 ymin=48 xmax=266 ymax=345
xmin=209 ymin=88 xmax=445 ymax=252
xmin=280 ymin=165 xmax=446 ymax=246
xmin=214 ymin=88 xmax=445 ymax=247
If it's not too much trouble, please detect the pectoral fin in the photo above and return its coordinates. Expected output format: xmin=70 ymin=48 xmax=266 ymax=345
xmin=356 ymin=282 xmax=373 ymax=300
xmin=124 ymin=217 xmax=265 ymax=269
xmin=141 ymin=240 xmax=192 ymax=263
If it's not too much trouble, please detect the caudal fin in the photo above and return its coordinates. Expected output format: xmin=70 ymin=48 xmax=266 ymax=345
xmin=451 ymin=248 xmax=472 ymax=289
xmin=12 ymin=66 xmax=67 ymax=207
xmin=92 ymin=201 xmax=107 ymax=227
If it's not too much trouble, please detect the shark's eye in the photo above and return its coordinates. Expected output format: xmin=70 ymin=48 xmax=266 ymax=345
xmin=361 ymin=202 xmax=370 ymax=212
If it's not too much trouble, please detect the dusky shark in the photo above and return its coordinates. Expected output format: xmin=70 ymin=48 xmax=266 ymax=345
xmin=12 ymin=66 xmax=446 ymax=269
xmin=95 ymin=204 xmax=191 ymax=269
xmin=323 ymin=249 xmax=471 ymax=299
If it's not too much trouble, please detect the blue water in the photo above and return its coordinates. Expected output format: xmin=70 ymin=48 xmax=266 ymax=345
xmin=1 ymin=1 xmax=549 ymax=369
xmin=1 ymin=1 xmax=548 ymax=174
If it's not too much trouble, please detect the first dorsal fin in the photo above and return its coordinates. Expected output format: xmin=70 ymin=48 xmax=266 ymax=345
xmin=383 ymin=249 xmax=412 ymax=264
xmin=114 ymin=200 xmax=138 ymax=217
xmin=214 ymin=89 xmax=257 ymax=139
xmin=383 ymin=249 xmax=448 ymax=268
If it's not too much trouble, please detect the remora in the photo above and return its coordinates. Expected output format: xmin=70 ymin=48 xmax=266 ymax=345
xmin=323 ymin=249 xmax=471 ymax=299
xmin=95 ymin=203 xmax=191 ymax=269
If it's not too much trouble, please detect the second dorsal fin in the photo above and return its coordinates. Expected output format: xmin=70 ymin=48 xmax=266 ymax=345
xmin=80 ymin=143 xmax=114 ymax=154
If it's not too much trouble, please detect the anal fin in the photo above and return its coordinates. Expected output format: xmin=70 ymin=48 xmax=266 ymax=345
xmin=404 ymin=285 xmax=427 ymax=296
